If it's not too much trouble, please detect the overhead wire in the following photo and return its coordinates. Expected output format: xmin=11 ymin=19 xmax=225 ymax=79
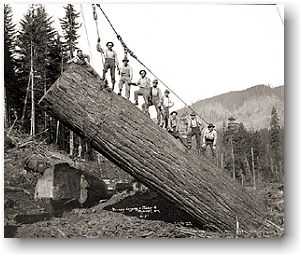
xmin=95 ymin=3 xmax=216 ymax=130
xmin=80 ymin=4 xmax=94 ymax=66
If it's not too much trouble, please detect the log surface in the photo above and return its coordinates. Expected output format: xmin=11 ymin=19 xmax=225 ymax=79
xmin=39 ymin=63 xmax=264 ymax=231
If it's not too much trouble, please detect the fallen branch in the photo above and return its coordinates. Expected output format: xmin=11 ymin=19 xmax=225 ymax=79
xmin=5 ymin=186 xmax=31 ymax=195
xmin=266 ymin=220 xmax=284 ymax=232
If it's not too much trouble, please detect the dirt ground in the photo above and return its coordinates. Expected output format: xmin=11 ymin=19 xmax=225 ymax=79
xmin=4 ymin=133 xmax=284 ymax=238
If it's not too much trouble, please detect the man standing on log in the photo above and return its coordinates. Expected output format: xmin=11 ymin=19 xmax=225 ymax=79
xmin=96 ymin=38 xmax=120 ymax=91
xmin=133 ymin=70 xmax=151 ymax=113
xmin=187 ymin=112 xmax=203 ymax=151
xmin=161 ymin=89 xmax=174 ymax=129
xmin=178 ymin=113 xmax=189 ymax=147
xmin=149 ymin=79 xmax=162 ymax=125
xmin=202 ymin=123 xmax=217 ymax=157
xmin=118 ymin=57 xmax=133 ymax=99
xmin=66 ymin=49 xmax=100 ymax=79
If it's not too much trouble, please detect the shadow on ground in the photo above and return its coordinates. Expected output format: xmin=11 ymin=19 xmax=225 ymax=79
xmin=103 ymin=190 xmax=199 ymax=227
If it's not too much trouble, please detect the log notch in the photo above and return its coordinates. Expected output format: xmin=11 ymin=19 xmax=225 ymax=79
xmin=39 ymin=63 xmax=265 ymax=232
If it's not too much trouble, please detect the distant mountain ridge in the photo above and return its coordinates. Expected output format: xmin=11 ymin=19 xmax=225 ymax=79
xmin=179 ymin=84 xmax=284 ymax=130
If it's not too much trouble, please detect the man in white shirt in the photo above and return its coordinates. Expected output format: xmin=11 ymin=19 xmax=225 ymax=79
xmin=149 ymin=79 xmax=162 ymax=125
xmin=96 ymin=38 xmax=120 ymax=90
xmin=161 ymin=89 xmax=174 ymax=129
xmin=133 ymin=70 xmax=151 ymax=113
xmin=118 ymin=57 xmax=133 ymax=99
xmin=187 ymin=112 xmax=204 ymax=150
xmin=202 ymin=123 xmax=217 ymax=157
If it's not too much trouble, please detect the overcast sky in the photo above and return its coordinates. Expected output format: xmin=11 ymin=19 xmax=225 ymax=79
xmin=9 ymin=2 xmax=284 ymax=114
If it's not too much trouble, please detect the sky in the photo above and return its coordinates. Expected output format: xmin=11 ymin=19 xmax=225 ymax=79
xmin=8 ymin=2 xmax=284 ymax=115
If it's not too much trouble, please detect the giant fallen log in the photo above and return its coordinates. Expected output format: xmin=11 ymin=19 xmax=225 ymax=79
xmin=39 ymin=63 xmax=264 ymax=232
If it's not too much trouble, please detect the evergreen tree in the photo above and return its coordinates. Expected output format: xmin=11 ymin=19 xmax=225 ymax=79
xmin=4 ymin=4 xmax=17 ymax=126
xmin=60 ymin=4 xmax=81 ymax=58
xmin=59 ymin=4 xmax=82 ymax=157
xmin=15 ymin=5 xmax=58 ymax=133
xmin=269 ymin=106 xmax=282 ymax=181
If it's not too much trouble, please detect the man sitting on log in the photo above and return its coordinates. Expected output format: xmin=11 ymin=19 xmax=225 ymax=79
xmin=187 ymin=112 xmax=204 ymax=151
xmin=66 ymin=49 xmax=100 ymax=80
xmin=168 ymin=111 xmax=187 ymax=146
xmin=96 ymin=38 xmax=120 ymax=91
xmin=133 ymin=70 xmax=151 ymax=113
xmin=202 ymin=123 xmax=217 ymax=157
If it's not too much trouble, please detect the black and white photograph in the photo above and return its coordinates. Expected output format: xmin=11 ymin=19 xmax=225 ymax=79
xmin=3 ymin=2 xmax=284 ymax=239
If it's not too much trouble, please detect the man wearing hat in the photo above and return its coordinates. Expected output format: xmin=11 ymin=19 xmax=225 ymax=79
xmin=161 ymin=89 xmax=174 ymax=129
xmin=97 ymin=38 xmax=120 ymax=90
xmin=167 ymin=111 xmax=188 ymax=147
xmin=66 ymin=49 xmax=100 ymax=79
xmin=187 ymin=112 xmax=204 ymax=151
xmin=133 ymin=70 xmax=151 ymax=113
xmin=149 ymin=79 xmax=163 ymax=125
xmin=118 ymin=57 xmax=133 ymax=99
xmin=202 ymin=123 xmax=217 ymax=157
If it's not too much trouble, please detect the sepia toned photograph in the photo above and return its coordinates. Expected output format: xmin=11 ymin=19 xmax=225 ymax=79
xmin=4 ymin=2 xmax=284 ymax=238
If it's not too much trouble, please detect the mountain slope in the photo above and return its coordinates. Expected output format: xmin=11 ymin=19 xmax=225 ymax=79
xmin=180 ymin=84 xmax=284 ymax=130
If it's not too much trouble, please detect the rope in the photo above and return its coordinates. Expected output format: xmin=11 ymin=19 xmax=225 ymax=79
xmin=80 ymin=4 xmax=94 ymax=66
xmin=95 ymin=4 xmax=219 ymax=132
xmin=92 ymin=4 xmax=105 ymax=65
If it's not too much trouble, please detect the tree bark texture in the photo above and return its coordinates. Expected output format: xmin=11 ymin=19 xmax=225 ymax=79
xmin=39 ymin=63 xmax=265 ymax=232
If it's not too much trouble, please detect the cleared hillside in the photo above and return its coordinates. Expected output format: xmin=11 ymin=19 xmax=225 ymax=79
xmin=179 ymin=85 xmax=284 ymax=130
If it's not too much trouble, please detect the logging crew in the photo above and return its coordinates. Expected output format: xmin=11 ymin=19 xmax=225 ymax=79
xmin=133 ymin=70 xmax=151 ymax=113
xmin=66 ymin=49 xmax=100 ymax=78
xmin=149 ymin=79 xmax=163 ymax=125
xmin=118 ymin=57 xmax=133 ymax=99
xmin=96 ymin=38 xmax=120 ymax=90
xmin=202 ymin=123 xmax=217 ymax=157
xmin=161 ymin=89 xmax=174 ymax=129
xmin=187 ymin=112 xmax=203 ymax=150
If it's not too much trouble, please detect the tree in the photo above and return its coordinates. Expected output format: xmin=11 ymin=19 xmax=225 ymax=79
xmin=16 ymin=5 xmax=58 ymax=134
xmin=4 ymin=4 xmax=17 ymax=127
xmin=60 ymin=4 xmax=81 ymax=156
xmin=60 ymin=4 xmax=81 ymax=58
xmin=39 ymin=63 xmax=265 ymax=232
xmin=269 ymin=106 xmax=282 ymax=181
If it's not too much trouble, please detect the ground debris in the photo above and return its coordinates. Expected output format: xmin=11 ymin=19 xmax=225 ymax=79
xmin=5 ymin=132 xmax=284 ymax=238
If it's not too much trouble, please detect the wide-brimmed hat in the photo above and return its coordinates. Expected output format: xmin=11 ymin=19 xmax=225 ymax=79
xmin=164 ymin=89 xmax=170 ymax=94
xmin=190 ymin=112 xmax=196 ymax=116
xmin=170 ymin=111 xmax=178 ymax=115
xmin=152 ymin=79 xmax=158 ymax=85
xmin=106 ymin=41 xmax=114 ymax=47
xmin=208 ymin=123 xmax=215 ymax=128
xmin=122 ymin=58 xmax=129 ymax=62
xmin=139 ymin=69 xmax=146 ymax=75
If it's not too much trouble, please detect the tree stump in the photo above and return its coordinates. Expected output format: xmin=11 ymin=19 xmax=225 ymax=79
xmin=34 ymin=162 xmax=107 ymax=208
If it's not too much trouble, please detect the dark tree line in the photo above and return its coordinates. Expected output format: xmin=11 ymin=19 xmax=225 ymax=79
xmin=4 ymin=4 xmax=95 ymax=159
xmin=218 ymin=106 xmax=283 ymax=185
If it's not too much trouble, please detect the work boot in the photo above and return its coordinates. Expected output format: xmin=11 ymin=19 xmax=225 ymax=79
xmin=134 ymin=101 xmax=138 ymax=105
xmin=118 ymin=90 xmax=122 ymax=96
